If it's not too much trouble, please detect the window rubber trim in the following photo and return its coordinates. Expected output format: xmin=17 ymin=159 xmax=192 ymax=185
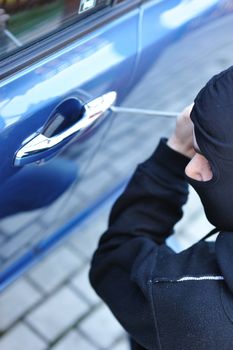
xmin=0 ymin=0 xmax=140 ymax=81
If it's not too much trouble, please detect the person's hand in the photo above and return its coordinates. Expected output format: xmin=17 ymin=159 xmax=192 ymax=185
xmin=0 ymin=9 xmax=9 ymax=31
xmin=167 ymin=104 xmax=195 ymax=158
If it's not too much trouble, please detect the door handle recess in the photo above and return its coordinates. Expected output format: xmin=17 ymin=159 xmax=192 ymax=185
xmin=14 ymin=91 xmax=117 ymax=167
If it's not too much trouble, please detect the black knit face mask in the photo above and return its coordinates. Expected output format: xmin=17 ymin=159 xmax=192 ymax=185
xmin=186 ymin=66 xmax=233 ymax=231
xmin=185 ymin=154 xmax=233 ymax=231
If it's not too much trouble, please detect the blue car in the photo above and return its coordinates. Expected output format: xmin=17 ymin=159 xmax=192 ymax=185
xmin=0 ymin=0 xmax=233 ymax=290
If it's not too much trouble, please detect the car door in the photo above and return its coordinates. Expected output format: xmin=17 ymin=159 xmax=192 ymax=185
xmin=0 ymin=0 xmax=140 ymax=289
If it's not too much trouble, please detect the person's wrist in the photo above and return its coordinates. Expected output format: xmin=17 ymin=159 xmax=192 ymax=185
xmin=167 ymin=135 xmax=193 ymax=158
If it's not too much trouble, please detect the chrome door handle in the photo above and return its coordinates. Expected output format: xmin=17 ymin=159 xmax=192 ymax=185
xmin=14 ymin=91 xmax=117 ymax=167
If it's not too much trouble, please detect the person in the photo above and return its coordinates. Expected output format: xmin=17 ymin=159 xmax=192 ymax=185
xmin=89 ymin=65 xmax=233 ymax=350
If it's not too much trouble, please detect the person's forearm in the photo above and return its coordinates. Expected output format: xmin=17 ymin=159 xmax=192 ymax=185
xmin=89 ymin=138 xmax=190 ymax=349
xmin=104 ymin=138 xmax=190 ymax=245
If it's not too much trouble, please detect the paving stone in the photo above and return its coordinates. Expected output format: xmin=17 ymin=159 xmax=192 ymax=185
xmin=0 ymin=246 xmax=34 ymax=274
xmin=51 ymin=330 xmax=95 ymax=350
xmin=0 ymin=223 xmax=43 ymax=260
xmin=28 ymin=246 xmax=84 ymax=293
xmin=69 ymin=209 xmax=109 ymax=258
xmin=79 ymin=304 xmax=124 ymax=348
xmin=107 ymin=133 xmax=161 ymax=178
xmin=40 ymin=188 xmax=88 ymax=227
xmin=75 ymin=169 xmax=117 ymax=202
xmin=26 ymin=286 xmax=89 ymax=342
xmin=0 ymin=278 xmax=41 ymax=332
xmin=70 ymin=265 xmax=100 ymax=305
xmin=82 ymin=148 xmax=115 ymax=177
xmin=0 ymin=210 xmax=41 ymax=236
xmin=0 ymin=323 xmax=46 ymax=350
xmin=103 ymin=115 xmax=137 ymax=143
xmin=112 ymin=337 xmax=130 ymax=350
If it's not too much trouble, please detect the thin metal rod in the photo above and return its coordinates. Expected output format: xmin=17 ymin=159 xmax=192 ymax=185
xmin=111 ymin=106 xmax=179 ymax=118
xmin=4 ymin=29 xmax=23 ymax=47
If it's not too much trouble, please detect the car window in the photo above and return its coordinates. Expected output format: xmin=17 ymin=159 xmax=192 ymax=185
xmin=0 ymin=0 xmax=113 ymax=59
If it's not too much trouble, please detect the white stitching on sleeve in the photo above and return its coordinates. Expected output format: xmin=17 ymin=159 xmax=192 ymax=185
xmin=177 ymin=276 xmax=224 ymax=282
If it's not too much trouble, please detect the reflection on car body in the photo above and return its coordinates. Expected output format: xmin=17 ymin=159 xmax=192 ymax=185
xmin=0 ymin=0 xmax=233 ymax=289
xmin=79 ymin=0 xmax=96 ymax=13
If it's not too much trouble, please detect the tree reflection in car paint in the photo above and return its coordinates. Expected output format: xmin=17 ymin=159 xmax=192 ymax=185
xmin=0 ymin=0 xmax=110 ymax=57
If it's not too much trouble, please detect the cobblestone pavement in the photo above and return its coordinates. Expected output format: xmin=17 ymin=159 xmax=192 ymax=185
xmin=1 ymin=15 xmax=233 ymax=350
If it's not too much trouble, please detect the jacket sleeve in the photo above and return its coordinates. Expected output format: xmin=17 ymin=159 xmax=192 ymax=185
xmin=89 ymin=138 xmax=190 ymax=349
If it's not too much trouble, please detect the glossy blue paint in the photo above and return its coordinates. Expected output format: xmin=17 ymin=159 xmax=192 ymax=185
xmin=0 ymin=158 xmax=77 ymax=218
xmin=0 ymin=8 xmax=139 ymax=184
xmin=0 ymin=178 xmax=129 ymax=291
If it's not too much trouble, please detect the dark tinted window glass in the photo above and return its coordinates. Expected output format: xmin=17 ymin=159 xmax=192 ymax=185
xmin=0 ymin=0 xmax=112 ymax=59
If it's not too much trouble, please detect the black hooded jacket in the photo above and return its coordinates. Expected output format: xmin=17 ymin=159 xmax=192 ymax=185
xmin=89 ymin=138 xmax=233 ymax=350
